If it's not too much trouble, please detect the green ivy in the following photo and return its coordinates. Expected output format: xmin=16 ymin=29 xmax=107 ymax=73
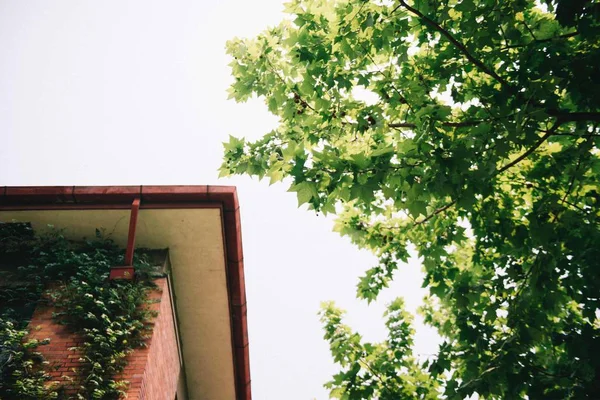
xmin=0 ymin=317 xmax=57 ymax=400
xmin=0 ymin=223 xmax=157 ymax=399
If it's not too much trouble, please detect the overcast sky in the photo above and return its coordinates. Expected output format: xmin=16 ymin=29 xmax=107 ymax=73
xmin=0 ymin=1 xmax=439 ymax=398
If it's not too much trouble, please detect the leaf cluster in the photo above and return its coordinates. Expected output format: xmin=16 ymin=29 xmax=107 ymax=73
xmin=0 ymin=317 xmax=58 ymax=400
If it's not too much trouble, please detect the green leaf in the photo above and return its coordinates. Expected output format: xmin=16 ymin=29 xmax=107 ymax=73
xmin=408 ymin=200 xmax=427 ymax=218
xmin=289 ymin=181 xmax=318 ymax=206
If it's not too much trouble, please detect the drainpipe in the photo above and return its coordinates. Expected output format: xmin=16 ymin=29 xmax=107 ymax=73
xmin=109 ymin=198 xmax=140 ymax=280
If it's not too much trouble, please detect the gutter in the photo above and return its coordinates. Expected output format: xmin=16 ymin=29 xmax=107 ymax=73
xmin=0 ymin=185 xmax=251 ymax=400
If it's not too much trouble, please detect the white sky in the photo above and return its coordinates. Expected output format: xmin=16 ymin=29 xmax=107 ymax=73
xmin=0 ymin=1 xmax=439 ymax=398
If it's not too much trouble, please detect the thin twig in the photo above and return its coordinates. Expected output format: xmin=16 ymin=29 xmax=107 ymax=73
xmin=500 ymin=31 xmax=579 ymax=50
xmin=496 ymin=127 xmax=555 ymax=174
xmin=358 ymin=42 xmax=413 ymax=114
xmin=389 ymin=120 xmax=483 ymax=129
xmin=414 ymin=201 xmax=456 ymax=226
xmin=550 ymin=132 xmax=600 ymax=138
xmin=265 ymin=57 xmax=317 ymax=112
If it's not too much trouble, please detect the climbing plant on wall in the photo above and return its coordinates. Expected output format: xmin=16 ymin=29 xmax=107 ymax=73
xmin=0 ymin=223 xmax=157 ymax=400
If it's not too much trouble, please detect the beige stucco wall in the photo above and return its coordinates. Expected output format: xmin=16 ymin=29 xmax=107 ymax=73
xmin=0 ymin=208 xmax=235 ymax=400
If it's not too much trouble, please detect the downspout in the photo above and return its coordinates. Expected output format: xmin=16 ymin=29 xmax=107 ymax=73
xmin=109 ymin=198 xmax=140 ymax=280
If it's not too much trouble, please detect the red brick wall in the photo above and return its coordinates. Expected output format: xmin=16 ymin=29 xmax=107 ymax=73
xmin=28 ymin=304 xmax=85 ymax=396
xmin=138 ymin=278 xmax=181 ymax=400
xmin=28 ymin=277 xmax=182 ymax=399
xmin=123 ymin=278 xmax=182 ymax=400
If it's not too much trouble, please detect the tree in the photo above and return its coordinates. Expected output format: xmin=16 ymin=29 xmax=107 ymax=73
xmin=220 ymin=0 xmax=600 ymax=398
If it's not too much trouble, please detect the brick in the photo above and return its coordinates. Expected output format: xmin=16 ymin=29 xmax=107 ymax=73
xmin=26 ymin=278 xmax=182 ymax=399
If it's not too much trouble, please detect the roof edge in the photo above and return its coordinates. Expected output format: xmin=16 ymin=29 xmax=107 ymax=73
xmin=1 ymin=185 xmax=239 ymax=212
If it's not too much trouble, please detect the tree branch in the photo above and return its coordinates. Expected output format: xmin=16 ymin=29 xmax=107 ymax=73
xmin=407 ymin=114 xmax=595 ymax=230
xmin=507 ymin=177 xmax=588 ymax=213
xmin=553 ymin=133 xmax=596 ymax=221
xmin=496 ymin=115 xmax=597 ymax=174
xmin=500 ymin=31 xmax=579 ymax=50
xmin=389 ymin=120 xmax=483 ymax=129
xmin=385 ymin=113 xmax=590 ymax=229
xmin=414 ymin=201 xmax=456 ymax=226
xmin=553 ymin=155 xmax=583 ymax=223
xmin=550 ymin=132 xmax=600 ymax=138
xmin=521 ymin=21 xmax=538 ymax=41
xmin=547 ymin=111 xmax=600 ymax=123
xmin=397 ymin=0 xmax=511 ymax=89
xmin=497 ymin=127 xmax=555 ymax=174
xmin=265 ymin=56 xmax=317 ymax=113
xmin=409 ymin=121 xmax=558 ymax=226
xmin=358 ymin=42 xmax=414 ymax=114
xmin=537 ymin=31 xmax=579 ymax=42
xmin=388 ymin=114 xmax=600 ymax=133
xmin=391 ymin=3 xmax=593 ymax=128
